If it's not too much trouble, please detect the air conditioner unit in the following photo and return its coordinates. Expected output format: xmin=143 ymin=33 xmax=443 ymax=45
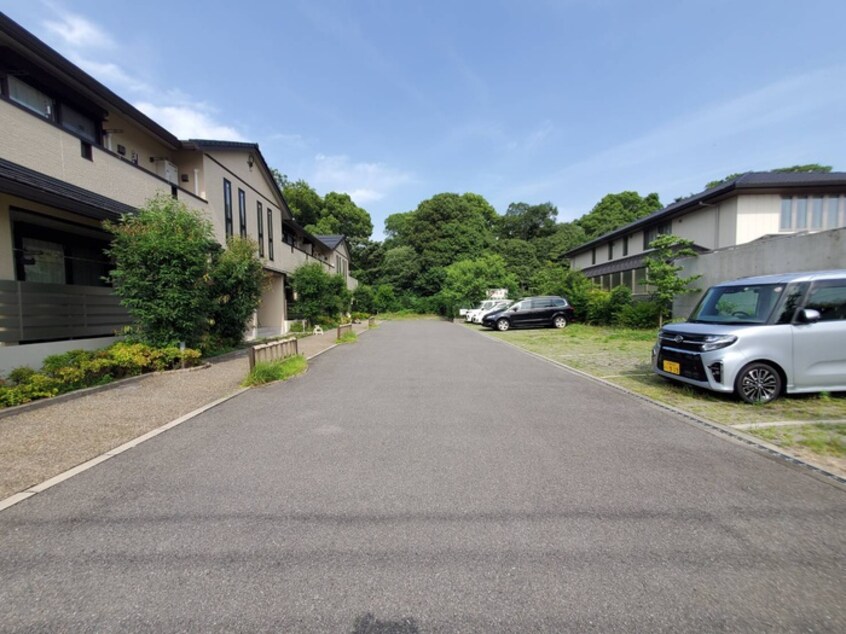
xmin=155 ymin=159 xmax=179 ymax=184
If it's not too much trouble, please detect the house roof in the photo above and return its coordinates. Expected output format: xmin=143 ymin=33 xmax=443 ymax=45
xmin=565 ymin=171 xmax=846 ymax=256
xmin=315 ymin=235 xmax=346 ymax=250
xmin=0 ymin=12 xmax=180 ymax=149
xmin=0 ymin=157 xmax=136 ymax=220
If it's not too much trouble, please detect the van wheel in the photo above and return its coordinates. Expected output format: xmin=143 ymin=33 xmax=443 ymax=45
xmin=496 ymin=318 xmax=510 ymax=332
xmin=735 ymin=362 xmax=782 ymax=404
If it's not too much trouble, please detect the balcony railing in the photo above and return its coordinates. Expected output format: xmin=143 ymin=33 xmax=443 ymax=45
xmin=0 ymin=280 xmax=130 ymax=344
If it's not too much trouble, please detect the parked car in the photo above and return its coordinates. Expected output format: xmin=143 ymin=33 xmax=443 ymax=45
xmin=652 ymin=270 xmax=846 ymax=404
xmin=472 ymin=300 xmax=511 ymax=324
xmin=465 ymin=299 xmax=504 ymax=323
xmin=482 ymin=296 xmax=574 ymax=331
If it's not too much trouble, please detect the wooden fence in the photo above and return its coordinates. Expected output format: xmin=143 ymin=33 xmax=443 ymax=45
xmin=337 ymin=323 xmax=353 ymax=339
xmin=248 ymin=337 xmax=299 ymax=370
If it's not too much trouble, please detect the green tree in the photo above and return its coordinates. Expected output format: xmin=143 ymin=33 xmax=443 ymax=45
xmin=373 ymin=284 xmax=398 ymax=313
xmin=383 ymin=211 xmax=414 ymax=249
xmin=105 ymin=195 xmax=215 ymax=347
xmin=315 ymin=192 xmax=373 ymax=248
xmin=491 ymin=239 xmax=540 ymax=294
xmin=644 ymin=234 xmax=701 ymax=326
xmin=533 ymin=222 xmax=587 ymax=265
xmin=283 ymin=179 xmax=324 ymax=227
xmin=352 ymin=284 xmax=376 ymax=314
xmin=380 ymin=245 xmax=421 ymax=292
xmin=270 ymin=167 xmax=288 ymax=191
xmin=208 ymin=237 xmax=267 ymax=347
xmin=405 ymin=193 xmax=497 ymax=283
xmin=350 ymin=239 xmax=385 ymax=286
xmin=438 ymin=254 xmax=518 ymax=315
xmin=576 ymin=191 xmax=662 ymax=241
xmin=289 ymin=263 xmax=350 ymax=325
xmin=497 ymin=202 xmax=558 ymax=241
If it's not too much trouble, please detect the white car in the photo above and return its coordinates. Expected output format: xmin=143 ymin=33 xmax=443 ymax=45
xmin=465 ymin=300 xmax=503 ymax=322
xmin=473 ymin=300 xmax=512 ymax=323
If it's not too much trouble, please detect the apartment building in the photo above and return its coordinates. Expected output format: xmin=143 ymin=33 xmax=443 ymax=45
xmin=566 ymin=172 xmax=846 ymax=296
xmin=0 ymin=13 xmax=354 ymax=370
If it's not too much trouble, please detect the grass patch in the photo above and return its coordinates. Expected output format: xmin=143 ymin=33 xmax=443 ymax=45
xmin=337 ymin=331 xmax=358 ymax=344
xmin=747 ymin=424 xmax=846 ymax=458
xmin=475 ymin=322 xmax=846 ymax=428
xmin=242 ymin=355 xmax=307 ymax=387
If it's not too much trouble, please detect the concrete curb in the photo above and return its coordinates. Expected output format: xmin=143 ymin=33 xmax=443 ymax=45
xmin=0 ymin=387 xmax=249 ymax=513
xmin=463 ymin=324 xmax=846 ymax=488
xmin=0 ymin=324 xmax=376 ymax=513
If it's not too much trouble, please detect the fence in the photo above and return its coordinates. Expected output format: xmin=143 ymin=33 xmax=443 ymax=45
xmin=0 ymin=280 xmax=131 ymax=344
xmin=248 ymin=337 xmax=299 ymax=370
xmin=337 ymin=323 xmax=353 ymax=339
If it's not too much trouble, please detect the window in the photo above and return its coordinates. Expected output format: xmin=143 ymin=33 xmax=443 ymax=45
xmin=257 ymin=202 xmax=264 ymax=257
xmin=811 ymin=197 xmax=824 ymax=229
xmin=643 ymin=222 xmax=671 ymax=249
xmin=267 ymin=207 xmax=274 ymax=261
xmin=608 ymin=241 xmax=614 ymax=260
xmin=223 ymin=180 xmax=233 ymax=238
xmin=591 ymin=248 xmax=596 ymax=265
xmin=80 ymin=140 xmax=92 ymax=160
xmin=238 ymin=189 xmax=247 ymax=237
xmin=7 ymin=76 xmax=53 ymax=118
xmin=805 ymin=281 xmax=846 ymax=322
xmin=60 ymin=103 xmax=97 ymax=142
xmin=781 ymin=195 xmax=845 ymax=230
xmin=634 ymin=268 xmax=648 ymax=294
xmin=622 ymin=236 xmax=629 ymax=257
xmin=795 ymin=197 xmax=808 ymax=229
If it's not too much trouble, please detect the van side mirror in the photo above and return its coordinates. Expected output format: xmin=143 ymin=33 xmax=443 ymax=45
xmin=798 ymin=308 xmax=821 ymax=323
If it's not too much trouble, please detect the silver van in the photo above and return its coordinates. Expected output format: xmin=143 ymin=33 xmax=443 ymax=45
xmin=652 ymin=270 xmax=846 ymax=403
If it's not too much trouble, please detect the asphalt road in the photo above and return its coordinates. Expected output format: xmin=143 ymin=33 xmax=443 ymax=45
xmin=1 ymin=321 xmax=844 ymax=632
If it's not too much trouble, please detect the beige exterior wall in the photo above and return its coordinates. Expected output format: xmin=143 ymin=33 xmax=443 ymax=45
xmin=672 ymin=206 xmax=718 ymax=249
xmin=256 ymin=272 xmax=287 ymax=337
xmin=0 ymin=100 xmax=174 ymax=208
xmin=735 ymin=194 xmax=782 ymax=244
xmin=102 ymin=111 xmax=176 ymax=170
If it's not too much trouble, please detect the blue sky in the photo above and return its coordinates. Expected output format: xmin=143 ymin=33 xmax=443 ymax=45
xmin=2 ymin=0 xmax=844 ymax=238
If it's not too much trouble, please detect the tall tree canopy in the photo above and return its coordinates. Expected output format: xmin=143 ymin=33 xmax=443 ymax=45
xmin=308 ymin=192 xmax=373 ymax=249
xmin=283 ymin=179 xmax=323 ymax=227
xmin=497 ymin=202 xmax=558 ymax=241
xmin=576 ymin=191 xmax=662 ymax=241
xmin=404 ymin=192 xmax=498 ymax=275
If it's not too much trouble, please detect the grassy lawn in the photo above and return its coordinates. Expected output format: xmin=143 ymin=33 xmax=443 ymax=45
xmin=474 ymin=323 xmax=846 ymax=474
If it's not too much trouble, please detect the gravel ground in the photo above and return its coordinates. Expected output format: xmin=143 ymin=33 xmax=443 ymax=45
xmin=0 ymin=323 xmax=371 ymax=500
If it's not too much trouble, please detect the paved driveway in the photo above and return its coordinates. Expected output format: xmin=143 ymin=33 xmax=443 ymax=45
xmin=1 ymin=320 xmax=844 ymax=632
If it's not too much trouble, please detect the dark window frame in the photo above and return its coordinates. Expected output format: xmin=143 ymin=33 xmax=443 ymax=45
xmin=257 ymin=201 xmax=264 ymax=257
xmin=238 ymin=188 xmax=247 ymax=237
xmin=267 ymin=207 xmax=274 ymax=261
xmin=223 ymin=179 xmax=233 ymax=238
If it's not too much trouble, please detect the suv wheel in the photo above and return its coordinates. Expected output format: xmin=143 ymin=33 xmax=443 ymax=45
xmin=496 ymin=318 xmax=510 ymax=332
xmin=553 ymin=315 xmax=567 ymax=329
xmin=735 ymin=362 xmax=782 ymax=404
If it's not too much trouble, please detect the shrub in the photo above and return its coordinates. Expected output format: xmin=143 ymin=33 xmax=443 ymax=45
xmin=208 ymin=237 xmax=267 ymax=347
xmin=290 ymin=263 xmax=351 ymax=325
xmin=618 ymin=300 xmax=662 ymax=329
xmin=7 ymin=366 xmax=36 ymax=385
xmin=106 ymin=195 xmax=216 ymax=347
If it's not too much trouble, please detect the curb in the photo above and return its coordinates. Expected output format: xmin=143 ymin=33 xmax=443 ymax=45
xmin=463 ymin=324 xmax=846 ymax=488
xmin=0 ymin=324 xmax=376 ymax=513
xmin=0 ymin=387 xmax=249 ymax=513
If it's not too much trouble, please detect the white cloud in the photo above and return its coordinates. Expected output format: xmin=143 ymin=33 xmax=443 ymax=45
xmin=311 ymin=154 xmax=412 ymax=205
xmin=42 ymin=11 xmax=114 ymax=49
xmin=135 ymin=102 xmax=246 ymax=141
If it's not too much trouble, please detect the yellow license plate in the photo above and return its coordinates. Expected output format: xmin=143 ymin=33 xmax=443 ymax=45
xmin=663 ymin=360 xmax=681 ymax=375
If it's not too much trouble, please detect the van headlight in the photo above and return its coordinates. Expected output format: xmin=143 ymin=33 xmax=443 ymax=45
xmin=700 ymin=335 xmax=737 ymax=352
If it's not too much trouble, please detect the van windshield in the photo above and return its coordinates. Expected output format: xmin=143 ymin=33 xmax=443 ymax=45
xmin=688 ymin=283 xmax=785 ymax=325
